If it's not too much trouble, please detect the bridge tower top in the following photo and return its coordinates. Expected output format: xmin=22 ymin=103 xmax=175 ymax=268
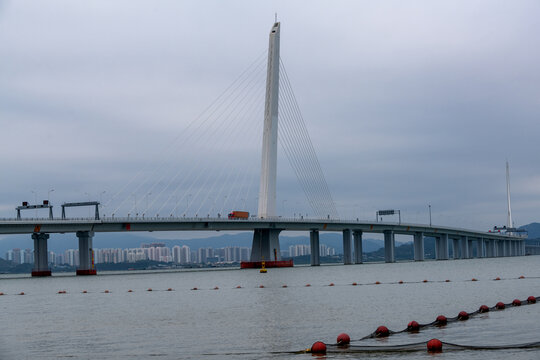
xmin=258 ymin=22 xmax=280 ymax=219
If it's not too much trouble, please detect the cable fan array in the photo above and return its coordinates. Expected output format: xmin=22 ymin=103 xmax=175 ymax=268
xmin=104 ymin=52 xmax=338 ymax=220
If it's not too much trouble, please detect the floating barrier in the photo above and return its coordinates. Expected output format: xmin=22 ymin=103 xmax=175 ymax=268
xmin=337 ymin=333 xmax=350 ymax=346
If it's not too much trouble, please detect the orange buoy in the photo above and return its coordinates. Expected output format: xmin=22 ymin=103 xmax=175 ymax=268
xmin=329 ymin=283 xmax=335 ymax=287
xmin=527 ymin=296 xmax=536 ymax=304
xmin=310 ymin=341 xmax=327 ymax=354
xmin=236 ymin=285 xmax=242 ymax=289
xmin=407 ymin=321 xmax=420 ymax=332
xmin=495 ymin=302 xmax=505 ymax=310
xmin=519 ymin=275 xmax=525 ymax=279
xmin=458 ymin=311 xmax=469 ymax=320
xmin=422 ymin=279 xmax=428 ymax=283
xmin=445 ymin=279 xmax=450 ymax=282
xmin=435 ymin=315 xmax=447 ymax=325
xmin=213 ymin=286 xmax=219 ymax=290
xmin=375 ymin=325 xmax=389 ymax=337
xmin=479 ymin=305 xmax=489 ymax=313
xmin=167 ymin=288 xmax=173 ymax=291
xmin=471 ymin=278 xmax=477 ymax=281
xmin=398 ymin=280 xmax=404 ymax=284
xmin=375 ymin=281 xmax=381 ymax=285
xmin=337 ymin=333 xmax=350 ymax=346
xmin=512 ymin=299 xmax=521 ymax=306
xmin=427 ymin=338 xmax=443 ymax=353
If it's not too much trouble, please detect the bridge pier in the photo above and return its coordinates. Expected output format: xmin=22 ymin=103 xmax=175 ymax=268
xmin=77 ymin=231 xmax=96 ymax=275
xmin=353 ymin=230 xmax=363 ymax=264
xmin=310 ymin=230 xmax=320 ymax=266
xmin=251 ymin=229 xmax=282 ymax=262
xmin=413 ymin=232 xmax=424 ymax=261
xmin=452 ymin=238 xmax=460 ymax=259
xmin=506 ymin=240 xmax=513 ymax=257
xmin=460 ymin=236 xmax=469 ymax=259
xmin=342 ymin=229 xmax=352 ymax=265
xmin=497 ymin=240 xmax=505 ymax=257
xmin=31 ymin=233 xmax=51 ymax=277
xmin=467 ymin=238 xmax=474 ymax=259
xmin=435 ymin=234 xmax=449 ymax=260
xmin=476 ymin=238 xmax=484 ymax=258
xmin=384 ymin=230 xmax=395 ymax=263
xmin=486 ymin=240 xmax=494 ymax=258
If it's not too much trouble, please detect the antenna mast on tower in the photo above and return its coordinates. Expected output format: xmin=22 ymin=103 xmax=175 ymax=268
xmin=506 ymin=161 xmax=513 ymax=229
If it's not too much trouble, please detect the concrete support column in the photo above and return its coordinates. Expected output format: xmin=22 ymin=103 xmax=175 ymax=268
xmin=251 ymin=229 xmax=282 ymax=262
xmin=77 ymin=231 xmax=96 ymax=275
xmin=460 ymin=236 xmax=469 ymax=259
xmin=435 ymin=234 xmax=449 ymax=260
xmin=384 ymin=230 xmax=395 ymax=263
xmin=498 ymin=241 xmax=505 ymax=257
xmin=487 ymin=240 xmax=495 ymax=258
xmin=467 ymin=239 xmax=474 ymax=259
xmin=310 ymin=230 xmax=320 ymax=266
xmin=476 ymin=239 xmax=484 ymax=258
xmin=413 ymin=232 xmax=424 ymax=261
xmin=353 ymin=230 xmax=363 ymax=264
xmin=506 ymin=240 xmax=512 ymax=257
xmin=521 ymin=240 xmax=526 ymax=255
xmin=32 ymin=233 xmax=51 ymax=277
xmin=342 ymin=229 xmax=352 ymax=265
xmin=452 ymin=238 xmax=460 ymax=259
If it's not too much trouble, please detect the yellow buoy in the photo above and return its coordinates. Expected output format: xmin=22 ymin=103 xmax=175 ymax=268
xmin=260 ymin=260 xmax=267 ymax=273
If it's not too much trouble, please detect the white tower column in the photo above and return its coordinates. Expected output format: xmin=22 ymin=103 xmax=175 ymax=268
xmin=258 ymin=22 xmax=280 ymax=219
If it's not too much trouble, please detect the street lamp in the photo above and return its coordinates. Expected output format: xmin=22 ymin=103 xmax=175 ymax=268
xmin=48 ymin=189 xmax=54 ymax=202
xmin=428 ymin=204 xmax=432 ymax=226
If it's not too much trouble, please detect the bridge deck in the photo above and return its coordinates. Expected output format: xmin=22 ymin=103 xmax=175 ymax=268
xmin=0 ymin=217 xmax=522 ymax=240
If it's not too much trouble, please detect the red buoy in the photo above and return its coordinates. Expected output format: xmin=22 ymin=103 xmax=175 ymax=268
xmin=375 ymin=281 xmax=381 ymax=285
xmin=519 ymin=275 xmax=525 ymax=279
xmin=352 ymin=282 xmax=357 ymax=286
xmin=496 ymin=302 xmax=505 ymax=310
xmin=337 ymin=333 xmax=350 ymax=346
xmin=445 ymin=279 xmax=450 ymax=282
xmin=435 ymin=315 xmax=447 ymax=325
xmin=147 ymin=288 xmax=152 ymax=292
xmin=191 ymin=287 xmax=198 ymax=291
xmin=104 ymin=290 xmax=110 ymax=293
xmin=512 ymin=299 xmax=521 ymax=306
xmin=282 ymin=285 xmax=288 ymax=288
xmin=82 ymin=290 xmax=88 ymax=294
xmin=423 ymin=279 xmax=428 ymax=283
xmin=19 ymin=292 xmax=25 ymax=295
xmin=213 ymin=286 xmax=219 ymax=290
xmin=458 ymin=311 xmax=469 ymax=320
xmin=427 ymin=338 xmax=443 ymax=353
xmin=479 ymin=305 xmax=490 ymax=313
xmin=471 ymin=278 xmax=478 ymax=281
xmin=375 ymin=326 xmax=389 ymax=337
xmin=127 ymin=289 xmax=133 ymax=293
xmin=236 ymin=285 xmax=242 ymax=289
xmin=398 ymin=280 xmax=404 ymax=284
xmin=305 ymin=284 xmax=311 ymax=287
xmin=527 ymin=296 xmax=536 ymax=304
xmin=407 ymin=321 xmax=420 ymax=332
xmin=494 ymin=277 xmax=501 ymax=281
xmin=329 ymin=283 xmax=335 ymax=286
xmin=167 ymin=288 xmax=173 ymax=291
xmin=0 ymin=292 xmax=4 ymax=296
xmin=310 ymin=341 xmax=327 ymax=354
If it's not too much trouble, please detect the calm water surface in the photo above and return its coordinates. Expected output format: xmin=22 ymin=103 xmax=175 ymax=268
xmin=1 ymin=256 xmax=540 ymax=359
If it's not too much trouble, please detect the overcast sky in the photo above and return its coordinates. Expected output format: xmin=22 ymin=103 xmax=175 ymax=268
xmin=1 ymin=0 xmax=539 ymax=236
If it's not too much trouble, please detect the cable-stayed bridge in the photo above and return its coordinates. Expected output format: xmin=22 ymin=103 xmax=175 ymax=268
xmin=0 ymin=23 xmax=525 ymax=276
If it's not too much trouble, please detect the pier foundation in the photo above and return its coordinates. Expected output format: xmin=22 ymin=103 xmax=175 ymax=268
xmin=310 ymin=230 xmax=320 ymax=266
xmin=342 ymin=229 xmax=352 ymax=265
xmin=353 ymin=230 xmax=363 ymax=264
xmin=32 ymin=233 xmax=51 ymax=277
xmin=413 ymin=232 xmax=424 ymax=261
xmin=384 ymin=230 xmax=395 ymax=263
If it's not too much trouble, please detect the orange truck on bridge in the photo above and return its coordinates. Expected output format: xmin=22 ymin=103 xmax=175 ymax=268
xmin=228 ymin=211 xmax=249 ymax=219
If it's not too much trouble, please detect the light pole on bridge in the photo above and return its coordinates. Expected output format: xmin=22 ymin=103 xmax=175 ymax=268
xmin=429 ymin=204 xmax=432 ymax=226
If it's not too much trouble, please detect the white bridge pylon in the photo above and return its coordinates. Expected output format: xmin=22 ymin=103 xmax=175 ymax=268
xmin=251 ymin=22 xmax=281 ymax=262
xmin=257 ymin=22 xmax=280 ymax=219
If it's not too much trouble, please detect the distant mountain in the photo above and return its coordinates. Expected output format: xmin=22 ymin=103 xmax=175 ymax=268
xmin=519 ymin=223 xmax=540 ymax=239
xmin=0 ymin=231 xmax=386 ymax=257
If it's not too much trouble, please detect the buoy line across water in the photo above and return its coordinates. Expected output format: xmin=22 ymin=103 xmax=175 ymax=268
xmin=305 ymin=295 xmax=540 ymax=354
